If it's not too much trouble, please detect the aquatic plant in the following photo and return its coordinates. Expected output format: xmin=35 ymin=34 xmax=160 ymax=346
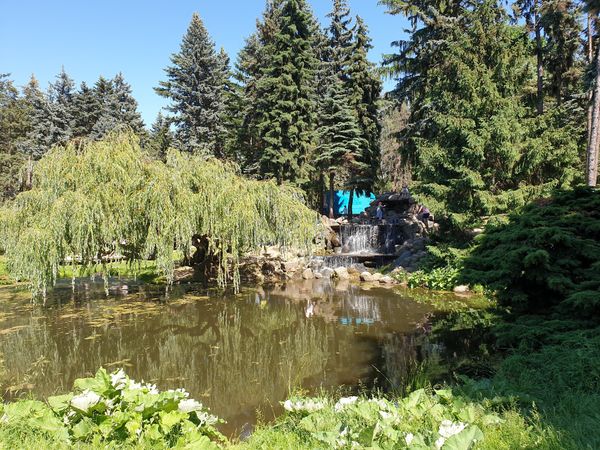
xmin=0 ymin=132 xmax=318 ymax=297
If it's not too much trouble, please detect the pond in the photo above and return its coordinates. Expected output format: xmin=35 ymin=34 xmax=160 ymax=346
xmin=0 ymin=278 xmax=477 ymax=437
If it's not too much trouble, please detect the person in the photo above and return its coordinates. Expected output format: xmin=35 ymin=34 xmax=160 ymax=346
xmin=400 ymin=184 xmax=410 ymax=199
xmin=376 ymin=202 xmax=384 ymax=221
xmin=421 ymin=205 xmax=430 ymax=221
xmin=341 ymin=205 xmax=348 ymax=215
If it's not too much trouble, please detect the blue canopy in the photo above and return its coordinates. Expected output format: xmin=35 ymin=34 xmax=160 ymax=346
xmin=325 ymin=191 xmax=376 ymax=216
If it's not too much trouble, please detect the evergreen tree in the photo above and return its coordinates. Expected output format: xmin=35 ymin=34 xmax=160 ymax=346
xmin=146 ymin=112 xmax=173 ymax=161
xmin=316 ymin=73 xmax=367 ymax=218
xmin=92 ymin=73 xmax=144 ymax=140
xmin=253 ymin=0 xmax=319 ymax=186
xmin=155 ymin=13 xmax=227 ymax=155
xmin=0 ymin=74 xmax=29 ymax=200
xmin=347 ymin=16 xmax=382 ymax=202
xmin=382 ymin=0 xmax=581 ymax=226
xmin=20 ymin=74 xmax=64 ymax=159
xmin=72 ymin=82 xmax=100 ymax=138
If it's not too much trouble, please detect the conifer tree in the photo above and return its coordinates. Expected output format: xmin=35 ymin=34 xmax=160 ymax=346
xmin=147 ymin=112 xmax=173 ymax=161
xmin=155 ymin=13 xmax=227 ymax=156
xmin=72 ymin=82 xmax=100 ymax=138
xmin=253 ymin=0 xmax=319 ymax=186
xmin=347 ymin=16 xmax=382 ymax=204
xmin=317 ymin=73 xmax=367 ymax=218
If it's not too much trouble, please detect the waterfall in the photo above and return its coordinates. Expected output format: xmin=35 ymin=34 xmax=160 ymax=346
xmin=339 ymin=224 xmax=403 ymax=255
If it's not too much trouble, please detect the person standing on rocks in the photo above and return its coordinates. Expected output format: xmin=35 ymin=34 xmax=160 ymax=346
xmin=376 ymin=202 xmax=385 ymax=222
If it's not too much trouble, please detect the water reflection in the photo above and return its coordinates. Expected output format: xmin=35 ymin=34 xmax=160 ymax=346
xmin=0 ymin=279 xmax=444 ymax=436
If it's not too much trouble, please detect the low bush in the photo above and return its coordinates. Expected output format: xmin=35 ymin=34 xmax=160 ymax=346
xmin=462 ymin=188 xmax=600 ymax=318
xmin=0 ymin=368 xmax=224 ymax=449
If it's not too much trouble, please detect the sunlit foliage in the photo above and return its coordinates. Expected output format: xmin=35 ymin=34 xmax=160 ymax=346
xmin=0 ymin=132 xmax=317 ymax=297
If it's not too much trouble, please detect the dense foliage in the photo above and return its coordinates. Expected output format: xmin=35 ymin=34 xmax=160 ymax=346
xmin=463 ymin=188 xmax=600 ymax=317
xmin=381 ymin=0 xmax=589 ymax=226
xmin=0 ymin=368 xmax=223 ymax=448
xmin=0 ymin=132 xmax=317 ymax=297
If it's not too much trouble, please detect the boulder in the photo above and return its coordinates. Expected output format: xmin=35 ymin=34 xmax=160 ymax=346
xmin=360 ymin=272 xmax=374 ymax=282
xmin=334 ymin=267 xmax=350 ymax=280
xmin=347 ymin=266 xmax=360 ymax=275
xmin=263 ymin=246 xmax=281 ymax=259
xmin=302 ymin=268 xmax=314 ymax=280
xmin=282 ymin=260 xmax=300 ymax=273
xmin=453 ymin=285 xmax=470 ymax=294
xmin=380 ymin=276 xmax=395 ymax=284
xmin=371 ymin=272 xmax=383 ymax=282
xmin=314 ymin=272 xmax=323 ymax=279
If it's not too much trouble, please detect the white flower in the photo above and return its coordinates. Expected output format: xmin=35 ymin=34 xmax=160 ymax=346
xmin=178 ymin=399 xmax=203 ymax=413
xmin=145 ymin=383 xmax=159 ymax=395
xmin=283 ymin=400 xmax=294 ymax=411
xmin=196 ymin=411 xmax=218 ymax=426
xmin=1 ymin=414 xmax=8 ymax=424
xmin=283 ymin=399 xmax=326 ymax=413
xmin=110 ymin=369 xmax=127 ymax=390
xmin=405 ymin=432 xmax=414 ymax=445
xmin=435 ymin=437 xmax=446 ymax=449
xmin=70 ymin=390 xmax=101 ymax=413
xmin=128 ymin=381 xmax=143 ymax=390
xmin=438 ymin=420 xmax=466 ymax=439
xmin=334 ymin=396 xmax=358 ymax=412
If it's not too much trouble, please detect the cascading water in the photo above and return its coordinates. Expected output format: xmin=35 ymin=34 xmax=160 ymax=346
xmin=340 ymin=224 xmax=403 ymax=255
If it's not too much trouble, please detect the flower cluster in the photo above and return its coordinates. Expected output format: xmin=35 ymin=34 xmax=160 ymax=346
xmin=283 ymin=398 xmax=328 ymax=413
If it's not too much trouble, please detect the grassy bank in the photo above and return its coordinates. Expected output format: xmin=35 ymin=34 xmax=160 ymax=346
xmin=0 ymin=255 xmax=163 ymax=288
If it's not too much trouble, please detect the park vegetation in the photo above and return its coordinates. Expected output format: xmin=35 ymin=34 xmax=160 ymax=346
xmin=0 ymin=0 xmax=600 ymax=448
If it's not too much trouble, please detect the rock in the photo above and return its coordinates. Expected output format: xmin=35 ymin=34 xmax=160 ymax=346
xmin=334 ymin=267 xmax=350 ymax=280
xmin=173 ymin=266 xmax=196 ymax=283
xmin=282 ymin=260 xmax=300 ymax=273
xmin=360 ymin=272 xmax=374 ymax=282
xmin=263 ymin=246 xmax=281 ymax=259
xmin=302 ymin=268 xmax=314 ymax=280
xmin=321 ymin=268 xmax=335 ymax=279
xmin=453 ymin=285 xmax=470 ymax=293
xmin=371 ymin=272 xmax=383 ymax=282
xmin=347 ymin=266 xmax=360 ymax=275
xmin=380 ymin=276 xmax=394 ymax=284
xmin=314 ymin=272 xmax=323 ymax=279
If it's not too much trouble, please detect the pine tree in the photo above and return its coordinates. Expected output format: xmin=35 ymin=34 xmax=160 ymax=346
xmin=91 ymin=73 xmax=144 ymax=140
xmin=347 ymin=16 xmax=382 ymax=203
xmin=20 ymin=73 xmax=65 ymax=159
xmin=0 ymin=74 xmax=29 ymax=200
xmin=72 ymin=82 xmax=100 ymax=138
xmin=146 ymin=112 xmax=173 ymax=161
xmin=155 ymin=13 xmax=226 ymax=155
xmin=47 ymin=67 xmax=75 ymax=144
xmin=254 ymin=0 xmax=319 ymax=186
xmin=316 ymin=73 xmax=367 ymax=218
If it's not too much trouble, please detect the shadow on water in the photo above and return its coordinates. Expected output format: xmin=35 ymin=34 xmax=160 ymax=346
xmin=0 ymin=278 xmax=483 ymax=437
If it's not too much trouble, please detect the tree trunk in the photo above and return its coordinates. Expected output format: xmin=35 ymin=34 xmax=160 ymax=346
xmin=347 ymin=189 xmax=354 ymax=220
xmin=587 ymin=14 xmax=594 ymax=147
xmin=535 ymin=10 xmax=544 ymax=115
xmin=328 ymin=170 xmax=335 ymax=219
xmin=319 ymin=172 xmax=325 ymax=215
xmin=587 ymin=41 xmax=600 ymax=187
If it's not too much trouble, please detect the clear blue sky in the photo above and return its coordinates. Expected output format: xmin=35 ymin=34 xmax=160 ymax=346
xmin=1 ymin=0 xmax=405 ymax=126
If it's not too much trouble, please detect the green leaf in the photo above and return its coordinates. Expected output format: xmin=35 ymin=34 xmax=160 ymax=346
xmin=47 ymin=393 xmax=73 ymax=413
xmin=443 ymin=425 xmax=484 ymax=450
xmin=161 ymin=410 xmax=187 ymax=432
xmin=72 ymin=418 xmax=94 ymax=440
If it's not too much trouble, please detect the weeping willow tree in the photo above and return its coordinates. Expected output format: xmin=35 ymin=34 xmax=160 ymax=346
xmin=0 ymin=132 xmax=317 ymax=297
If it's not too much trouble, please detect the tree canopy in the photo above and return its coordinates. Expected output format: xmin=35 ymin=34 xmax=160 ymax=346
xmin=0 ymin=132 xmax=317 ymax=298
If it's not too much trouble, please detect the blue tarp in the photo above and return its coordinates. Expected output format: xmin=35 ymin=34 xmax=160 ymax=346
xmin=325 ymin=191 xmax=376 ymax=216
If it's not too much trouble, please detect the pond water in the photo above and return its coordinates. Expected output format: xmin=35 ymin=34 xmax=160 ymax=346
xmin=0 ymin=279 xmax=473 ymax=437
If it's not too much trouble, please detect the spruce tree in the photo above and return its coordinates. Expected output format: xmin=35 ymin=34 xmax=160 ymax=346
xmin=147 ymin=112 xmax=173 ymax=161
xmin=155 ymin=13 xmax=226 ymax=156
xmin=347 ymin=16 xmax=382 ymax=203
xmin=254 ymin=0 xmax=319 ymax=186
xmin=47 ymin=67 xmax=75 ymax=144
xmin=111 ymin=73 xmax=144 ymax=132
xmin=317 ymin=73 xmax=367 ymax=218
xmin=72 ymin=82 xmax=100 ymax=138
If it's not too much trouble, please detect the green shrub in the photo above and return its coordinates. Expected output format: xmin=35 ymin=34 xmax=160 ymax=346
xmin=405 ymin=266 xmax=461 ymax=291
xmin=0 ymin=368 xmax=224 ymax=449
xmin=463 ymin=188 xmax=600 ymax=318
